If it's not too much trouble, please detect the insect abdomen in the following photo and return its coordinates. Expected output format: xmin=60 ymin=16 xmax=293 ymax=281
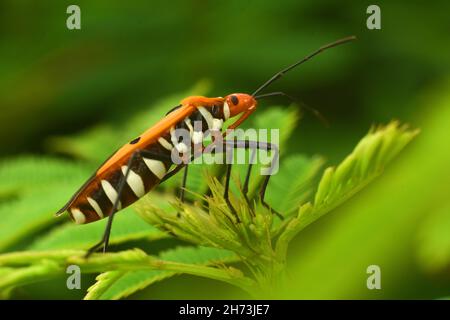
xmin=67 ymin=141 xmax=172 ymax=224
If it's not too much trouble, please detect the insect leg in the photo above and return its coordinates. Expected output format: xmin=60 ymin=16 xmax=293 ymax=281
xmin=242 ymin=148 xmax=256 ymax=204
xmin=222 ymin=139 xmax=283 ymax=220
xmin=159 ymin=139 xmax=281 ymax=220
xmin=179 ymin=165 xmax=188 ymax=202
xmin=219 ymin=138 xmax=239 ymax=221
xmin=259 ymin=173 xmax=283 ymax=220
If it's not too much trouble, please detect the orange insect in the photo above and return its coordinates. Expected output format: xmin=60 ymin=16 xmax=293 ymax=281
xmin=56 ymin=36 xmax=355 ymax=256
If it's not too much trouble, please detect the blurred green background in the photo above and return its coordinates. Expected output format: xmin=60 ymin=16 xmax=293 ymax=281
xmin=0 ymin=0 xmax=449 ymax=299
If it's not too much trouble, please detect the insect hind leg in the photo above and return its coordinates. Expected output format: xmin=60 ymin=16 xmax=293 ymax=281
xmin=85 ymin=149 xmax=172 ymax=258
xmin=206 ymin=139 xmax=283 ymax=220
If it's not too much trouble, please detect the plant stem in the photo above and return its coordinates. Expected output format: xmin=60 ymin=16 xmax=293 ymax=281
xmin=68 ymin=250 xmax=257 ymax=294
xmin=0 ymin=262 xmax=62 ymax=292
xmin=0 ymin=250 xmax=84 ymax=266
xmin=156 ymin=260 xmax=256 ymax=292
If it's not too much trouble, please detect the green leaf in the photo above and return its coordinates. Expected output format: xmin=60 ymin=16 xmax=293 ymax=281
xmin=0 ymin=248 xmax=247 ymax=297
xmin=0 ymin=156 xmax=89 ymax=196
xmin=83 ymin=270 xmax=125 ymax=300
xmin=0 ymin=184 xmax=79 ymax=252
xmin=0 ymin=250 xmax=83 ymax=267
xmin=29 ymin=210 xmax=168 ymax=250
xmin=313 ymin=122 xmax=418 ymax=212
xmin=275 ymin=121 xmax=419 ymax=258
xmin=85 ymin=246 xmax=237 ymax=300
xmin=0 ymin=261 xmax=61 ymax=293
xmin=0 ymin=157 xmax=93 ymax=251
xmin=264 ymin=154 xmax=324 ymax=214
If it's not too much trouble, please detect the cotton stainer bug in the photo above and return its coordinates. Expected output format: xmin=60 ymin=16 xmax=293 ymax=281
xmin=56 ymin=36 xmax=356 ymax=257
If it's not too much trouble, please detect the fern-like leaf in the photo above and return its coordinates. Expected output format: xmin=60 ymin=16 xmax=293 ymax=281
xmin=0 ymin=157 xmax=89 ymax=196
xmin=275 ymin=121 xmax=419 ymax=258
xmin=0 ymin=184 xmax=79 ymax=251
xmin=313 ymin=121 xmax=418 ymax=213
xmin=264 ymin=154 xmax=324 ymax=215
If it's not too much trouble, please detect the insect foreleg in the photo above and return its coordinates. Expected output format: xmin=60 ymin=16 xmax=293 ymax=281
xmin=223 ymin=162 xmax=240 ymax=222
xmin=242 ymin=148 xmax=256 ymax=204
xmin=179 ymin=165 xmax=188 ymax=203
xmin=215 ymin=139 xmax=283 ymax=220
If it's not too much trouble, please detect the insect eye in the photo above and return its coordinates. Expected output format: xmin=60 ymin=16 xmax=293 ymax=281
xmin=230 ymin=95 xmax=239 ymax=105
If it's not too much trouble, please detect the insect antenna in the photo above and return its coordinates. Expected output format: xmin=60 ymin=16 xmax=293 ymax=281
xmin=251 ymin=36 xmax=356 ymax=97
xmin=254 ymin=91 xmax=329 ymax=127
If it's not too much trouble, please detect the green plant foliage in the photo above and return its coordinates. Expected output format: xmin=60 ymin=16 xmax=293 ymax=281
xmin=264 ymin=154 xmax=324 ymax=215
xmin=0 ymin=0 xmax=447 ymax=300
xmin=0 ymin=185 xmax=74 ymax=251
xmin=0 ymin=157 xmax=91 ymax=251
xmin=29 ymin=210 xmax=167 ymax=251
xmin=417 ymin=204 xmax=450 ymax=274
xmin=0 ymin=81 xmax=418 ymax=298
xmin=0 ymin=117 xmax=417 ymax=298
xmin=274 ymin=122 xmax=419 ymax=260
xmin=0 ymin=157 xmax=89 ymax=195
xmin=136 ymin=121 xmax=418 ymax=295
xmin=312 ymin=122 xmax=419 ymax=220
xmin=85 ymin=246 xmax=237 ymax=300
